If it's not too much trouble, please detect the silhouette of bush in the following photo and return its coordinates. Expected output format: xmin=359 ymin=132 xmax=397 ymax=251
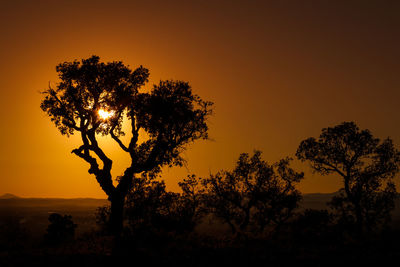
xmin=125 ymin=174 xmax=205 ymax=236
xmin=95 ymin=206 xmax=112 ymax=234
xmin=328 ymin=187 xmax=397 ymax=234
xmin=95 ymin=173 xmax=205 ymax=239
xmin=44 ymin=213 xmax=77 ymax=245
xmin=202 ymin=151 xmax=304 ymax=237
xmin=177 ymin=174 xmax=207 ymax=231
xmin=125 ymin=176 xmax=175 ymax=233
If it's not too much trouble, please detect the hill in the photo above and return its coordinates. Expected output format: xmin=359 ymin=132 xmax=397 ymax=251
xmin=0 ymin=193 xmax=20 ymax=199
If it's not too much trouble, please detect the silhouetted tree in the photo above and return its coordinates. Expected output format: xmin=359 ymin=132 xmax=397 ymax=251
xmin=45 ymin=213 xmax=77 ymax=245
xmin=296 ymin=122 xmax=400 ymax=233
xmin=124 ymin=173 xmax=204 ymax=235
xmin=96 ymin=173 xmax=205 ymax=238
xmin=177 ymin=174 xmax=207 ymax=229
xmin=40 ymin=56 xmax=213 ymax=236
xmin=124 ymin=174 xmax=173 ymax=233
xmin=203 ymin=151 xmax=304 ymax=236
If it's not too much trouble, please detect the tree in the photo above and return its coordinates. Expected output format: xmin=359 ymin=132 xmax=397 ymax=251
xmin=177 ymin=174 xmax=206 ymax=230
xmin=45 ymin=213 xmax=77 ymax=245
xmin=124 ymin=174 xmax=204 ymax=235
xmin=203 ymin=151 xmax=304 ymax=236
xmin=124 ymin=175 xmax=178 ymax=234
xmin=96 ymin=173 xmax=205 ymax=238
xmin=296 ymin=122 xmax=400 ymax=233
xmin=40 ymin=56 xmax=213 ymax=236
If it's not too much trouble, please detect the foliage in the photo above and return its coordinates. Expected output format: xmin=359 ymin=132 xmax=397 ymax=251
xmin=44 ymin=213 xmax=77 ymax=245
xmin=126 ymin=174 xmax=206 ymax=234
xmin=329 ymin=186 xmax=396 ymax=231
xmin=296 ymin=121 xmax=400 ymax=233
xmin=178 ymin=174 xmax=207 ymax=226
xmin=203 ymin=151 xmax=304 ymax=236
xmin=95 ymin=206 xmax=112 ymax=234
xmin=95 ymin=173 xmax=205 ymax=236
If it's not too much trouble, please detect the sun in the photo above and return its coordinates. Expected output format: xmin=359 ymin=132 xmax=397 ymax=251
xmin=98 ymin=109 xmax=114 ymax=120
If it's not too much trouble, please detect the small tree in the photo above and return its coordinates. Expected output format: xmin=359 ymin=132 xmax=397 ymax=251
xmin=122 ymin=174 xmax=204 ymax=235
xmin=45 ymin=213 xmax=77 ymax=245
xmin=40 ymin=56 xmax=213 ymax=235
xmin=124 ymin=175 xmax=174 ymax=233
xmin=203 ymin=151 xmax=304 ymax=236
xmin=177 ymin=174 xmax=207 ymax=228
xmin=296 ymin=122 xmax=400 ymax=233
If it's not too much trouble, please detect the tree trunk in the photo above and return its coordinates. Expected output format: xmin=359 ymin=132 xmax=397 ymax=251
xmin=109 ymin=192 xmax=125 ymax=237
xmin=344 ymin=175 xmax=364 ymax=234
xmin=108 ymin=169 xmax=134 ymax=238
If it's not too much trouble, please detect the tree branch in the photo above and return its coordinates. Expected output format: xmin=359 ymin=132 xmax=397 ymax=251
xmin=111 ymin=131 xmax=129 ymax=152
xmin=71 ymin=143 xmax=115 ymax=198
xmin=71 ymin=145 xmax=99 ymax=174
xmin=87 ymin=130 xmax=113 ymax=172
xmin=314 ymin=158 xmax=347 ymax=178
xmin=128 ymin=112 xmax=139 ymax=152
xmin=110 ymin=111 xmax=129 ymax=152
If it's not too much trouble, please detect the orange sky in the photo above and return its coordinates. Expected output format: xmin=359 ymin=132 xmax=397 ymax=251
xmin=1 ymin=0 xmax=400 ymax=198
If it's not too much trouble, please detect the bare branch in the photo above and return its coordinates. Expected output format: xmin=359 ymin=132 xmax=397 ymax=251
xmin=110 ymin=111 xmax=129 ymax=152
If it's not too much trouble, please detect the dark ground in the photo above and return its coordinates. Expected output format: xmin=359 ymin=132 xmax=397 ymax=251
xmin=1 ymin=194 xmax=400 ymax=266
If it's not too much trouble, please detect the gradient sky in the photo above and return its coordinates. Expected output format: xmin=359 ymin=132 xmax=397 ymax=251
xmin=0 ymin=0 xmax=399 ymax=198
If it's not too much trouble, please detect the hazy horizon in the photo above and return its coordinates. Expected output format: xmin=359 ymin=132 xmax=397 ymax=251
xmin=0 ymin=191 xmax=341 ymax=199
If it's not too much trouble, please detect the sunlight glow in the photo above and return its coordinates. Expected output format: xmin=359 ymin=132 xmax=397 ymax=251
xmin=98 ymin=109 xmax=115 ymax=120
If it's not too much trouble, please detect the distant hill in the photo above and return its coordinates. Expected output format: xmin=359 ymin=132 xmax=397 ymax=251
xmin=0 ymin=193 xmax=397 ymax=217
xmin=300 ymin=192 xmax=338 ymax=210
xmin=0 ymin=193 xmax=20 ymax=199
xmin=0 ymin=197 xmax=108 ymax=209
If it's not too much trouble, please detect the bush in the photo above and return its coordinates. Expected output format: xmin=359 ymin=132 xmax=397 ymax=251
xmin=44 ymin=213 xmax=77 ymax=245
xmin=203 ymin=151 xmax=304 ymax=237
